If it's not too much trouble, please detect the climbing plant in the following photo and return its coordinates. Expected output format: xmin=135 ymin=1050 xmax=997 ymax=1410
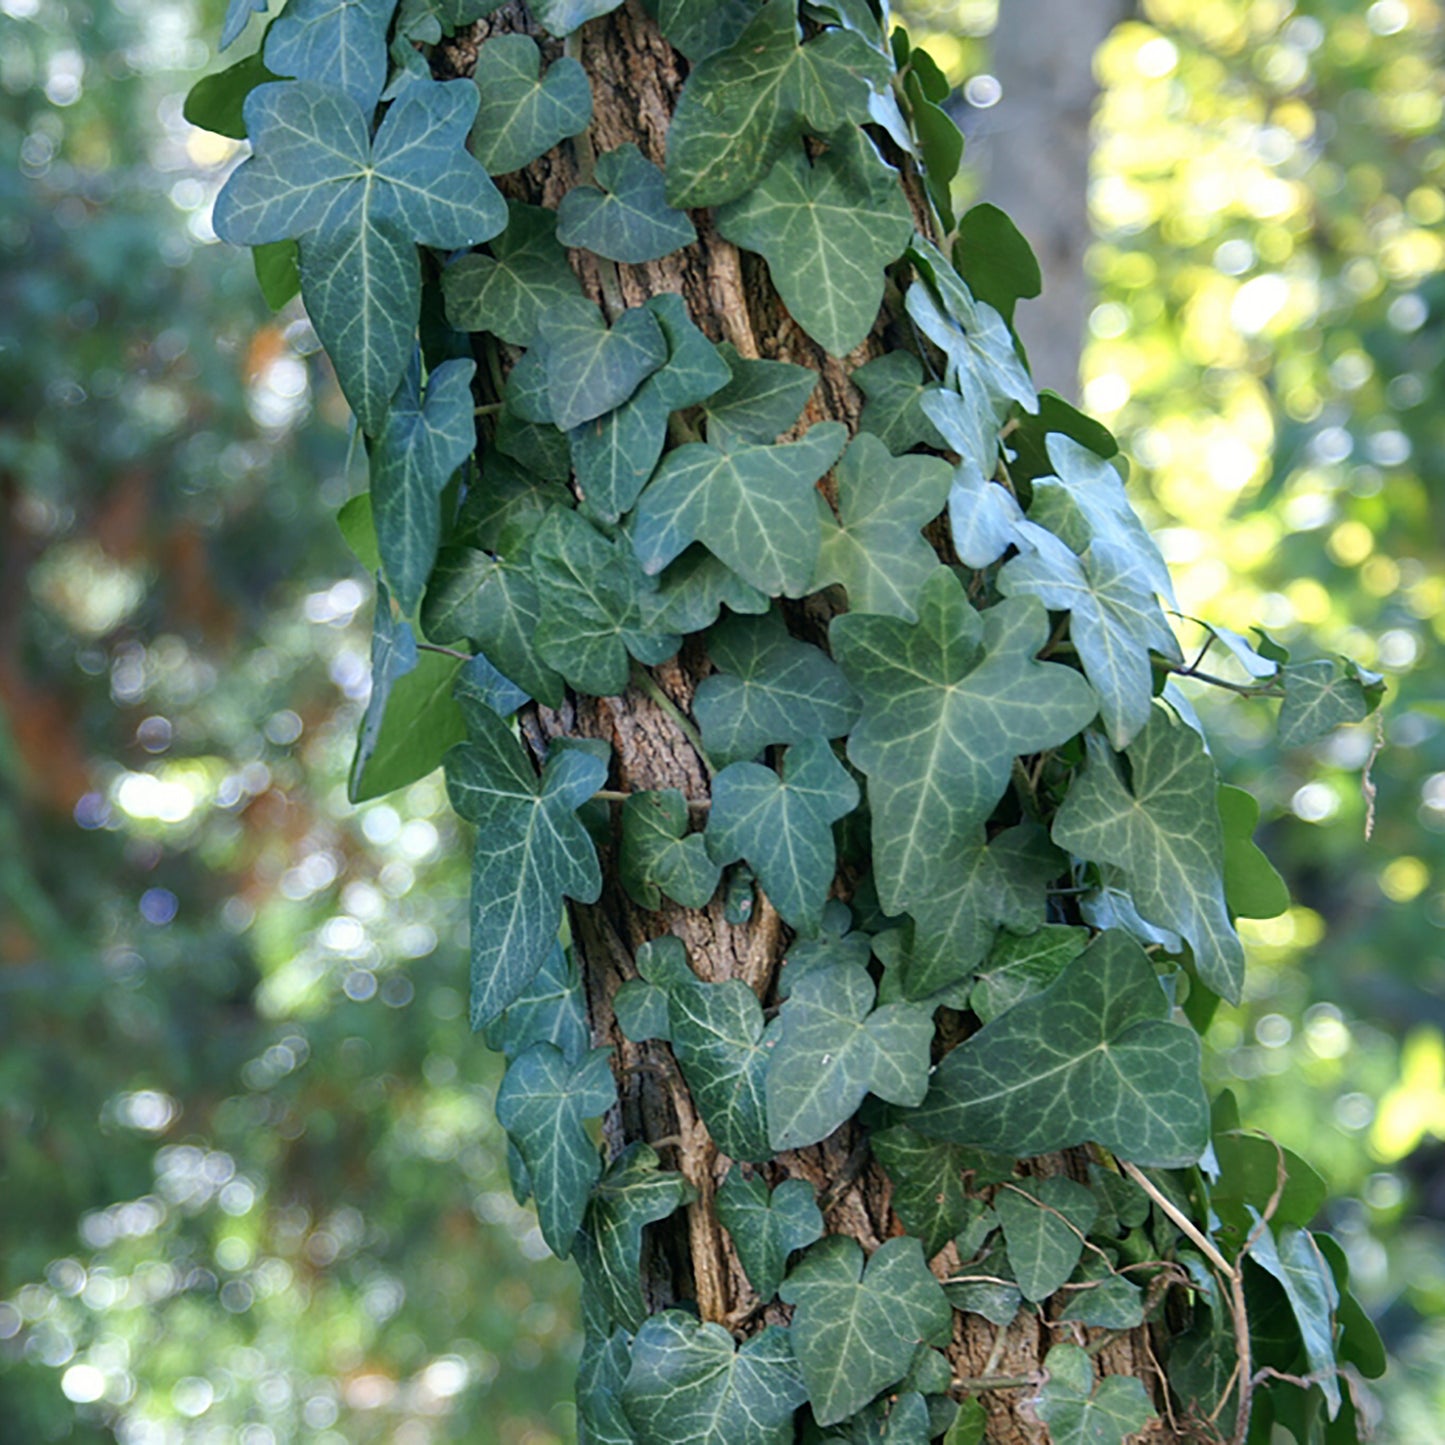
xmin=192 ymin=0 xmax=1388 ymax=1440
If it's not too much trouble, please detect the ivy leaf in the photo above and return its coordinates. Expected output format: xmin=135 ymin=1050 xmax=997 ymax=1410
xmin=657 ymin=0 xmax=757 ymax=61
xmin=1277 ymin=658 xmax=1377 ymax=748
xmin=442 ymin=202 xmax=582 ymax=347
xmin=1056 ymin=1258 xmax=1145 ymax=1330
xmin=352 ymin=580 xmax=413 ymax=784
xmin=539 ymin=296 xmax=669 ymax=432
xmin=577 ymin=1330 xmax=638 ymax=1445
xmin=715 ymin=1171 xmax=824 ymax=1300
xmin=900 ymin=822 xmax=1062 ymax=1001
xmin=777 ymin=901 xmax=872 ymax=998
xmin=706 ymin=739 xmax=859 ymax=935
xmin=637 ymin=936 xmax=774 ymax=1162
xmin=824 ymin=1389 xmax=932 ymax=1444
xmin=766 ymin=962 xmax=933 ymax=1151
xmin=871 ymin=1125 xmax=1011 ymax=1260
xmin=665 ymin=0 xmax=886 ymax=210
xmin=263 ymin=0 xmax=397 ymax=111
xmin=185 ymin=48 xmax=278 ymax=140
xmin=221 ymin=0 xmax=269 ymax=51
xmin=622 ymin=1311 xmax=808 ymax=1445
xmin=945 ymin=1236 xmax=1021 ymax=1326
xmin=952 ymin=203 xmax=1041 ymax=326
xmin=532 ymin=507 xmax=678 ymax=697
xmin=444 ymin=707 xmax=607 ymax=1025
xmin=396 ymin=0 xmax=510 ymax=40
xmin=469 ymin=34 xmax=592 ymax=175
xmin=576 ymin=1143 xmax=692 ymax=1331
xmin=909 ymin=930 xmax=1210 ymax=1168
xmin=645 ymin=547 xmax=770 ymax=635
xmin=1032 ymin=1343 xmax=1156 ymax=1445
xmin=482 ymin=941 xmax=590 ymax=1065
xmin=496 ymin=1043 xmax=615 ymax=1257
xmin=716 ymin=130 xmax=912 ymax=357
xmin=620 ymin=791 xmax=721 ymax=910
xmin=633 ymin=423 xmax=847 ymax=596
xmin=422 ymin=543 xmax=565 ymax=707
xmin=1316 ymin=1234 xmax=1387 ymax=1381
xmin=994 ymin=1178 xmax=1098 ymax=1302
xmin=917 ymin=378 xmax=998 ymax=481
xmin=812 ymin=435 xmax=951 ymax=620
xmin=1010 ymin=519 xmax=1180 ymax=747
xmin=1247 ymin=1216 xmax=1342 ymax=1417
xmin=970 ymin=924 xmax=1089 ymax=1025
xmin=832 ymin=569 xmax=1098 ymax=917
xmin=214 ymin=80 xmax=505 ymax=434
xmin=369 ymin=354 xmax=476 ymax=615
xmin=558 ymin=144 xmax=697 ymax=263
xmin=574 ymin=293 xmax=731 ymax=523
xmin=1051 ymin=713 xmax=1244 ymax=1003
xmin=613 ymin=977 xmax=670 ymax=1044
xmin=528 ymin=0 xmax=625 ymax=38
xmin=1219 ymin=785 xmax=1289 ymax=919
xmin=698 ymin=345 xmax=818 ymax=446
xmin=778 ymin=1234 xmax=951 ymax=1427
xmin=454 ymin=648 xmax=530 ymax=720
xmin=945 ymin=462 xmax=1025 ymax=569
xmin=693 ymin=610 xmax=860 ymax=766
xmin=852 ymin=351 xmax=948 ymax=456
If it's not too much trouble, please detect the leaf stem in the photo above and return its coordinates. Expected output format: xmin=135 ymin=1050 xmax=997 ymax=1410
xmin=417 ymin=641 xmax=472 ymax=662
xmin=473 ymin=402 xmax=504 ymax=417
xmin=592 ymin=787 xmax=710 ymax=810
xmin=630 ymin=665 xmax=716 ymax=777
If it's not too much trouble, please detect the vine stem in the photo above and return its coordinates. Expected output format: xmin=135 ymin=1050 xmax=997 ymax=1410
xmin=593 ymin=787 xmax=710 ymax=810
xmin=417 ymin=641 xmax=472 ymax=662
xmin=631 ymin=665 xmax=716 ymax=777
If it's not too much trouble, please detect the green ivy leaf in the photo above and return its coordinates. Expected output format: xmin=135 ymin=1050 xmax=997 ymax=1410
xmin=1277 ymin=658 xmax=1376 ymax=748
xmin=1056 ymin=1257 xmax=1145 ymax=1329
xmin=532 ymin=507 xmax=678 ymax=697
xmin=213 ymin=80 xmax=506 ymax=434
xmin=482 ymin=941 xmax=590 ymax=1065
xmin=558 ymin=144 xmax=698 ymax=263
xmin=824 ymin=1389 xmax=932 ymax=1444
xmin=576 ymin=1143 xmax=692 ymax=1330
xmin=900 ymin=822 xmax=1062 ymax=1001
xmin=620 ymin=791 xmax=721 ymax=910
xmin=694 ymin=610 xmax=860 ymax=766
xmin=496 ymin=1043 xmax=615 ymax=1256
xmin=656 ymin=0 xmax=757 ymax=62
xmin=633 ymin=422 xmax=847 ymax=596
xmin=1033 ymin=1343 xmax=1156 ymax=1445
xmin=185 ymin=48 xmax=278 ymax=140
xmin=397 ymin=0 xmax=510 ymax=40
xmin=370 ymin=353 xmax=476 ymax=615
xmin=698 ymin=345 xmax=818 ymax=446
xmin=529 ymin=0 xmax=625 ymax=38
xmin=832 ymin=569 xmax=1097 ymax=916
xmin=454 ymin=647 xmax=529 ymax=719
xmin=1052 ymin=713 xmax=1244 ymax=1003
xmin=904 ymin=70 xmax=962 ymax=229
xmin=577 ymin=1329 xmax=638 ymax=1445
xmin=253 ymin=238 xmax=301 ymax=309
xmin=715 ymin=1171 xmax=824 ymax=1300
xmin=969 ymin=924 xmax=1089 ymax=1025
xmin=573 ymin=293 xmax=731 ymax=522
xmin=613 ymin=977 xmax=671 ymax=1044
xmin=665 ymin=0 xmax=885 ymax=209
xmin=1218 ymin=784 xmax=1289 ymax=920
xmin=778 ymin=1234 xmax=951 ymax=1427
xmin=645 ymin=547 xmax=771 ymax=635
xmin=994 ymin=1178 xmax=1097 ymax=1302
xmin=622 ymin=1311 xmax=808 ymax=1445
xmin=636 ymin=936 xmax=774 ymax=1161
xmin=221 ymin=0 xmax=269 ymax=50
xmin=1315 ymin=1234 xmax=1387 ymax=1380
xmin=1248 ymin=1216 xmax=1342 ymax=1417
xmin=952 ymin=203 xmax=1041 ymax=326
xmin=706 ymin=739 xmax=859 ymax=934
xmin=944 ymin=1236 xmax=1021 ymax=1326
xmin=812 ymin=434 xmax=951 ymax=620
xmin=469 ymin=34 xmax=592 ymax=175
xmin=1000 ymin=519 xmax=1181 ymax=749
xmin=871 ymin=1125 xmax=1011 ymax=1260
xmin=442 ymin=202 xmax=582 ymax=347
xmin=263 ymin=0 xmax=397 ymax=111
xmin=716 ymin=129 xmax=912 ymax=357
xmin=777 ymin=901 xmax=872 ymax=998
xmin=422 ymin=543 xmax=565 ymax=707
xmin=444 ymin=708 xmax=607 ymax=1025
xmin=766 ymin=962 xmax=933 ymax=1151
xmin=539 ymin=296 xmax=669 ymax=432
xmin=909 ymin=930 xmax=1209 ymax=1168
xmin=852 ymin=351 xmax=948 ymax=456
xmin=946 ymin=464 xmax=1026 ymax=568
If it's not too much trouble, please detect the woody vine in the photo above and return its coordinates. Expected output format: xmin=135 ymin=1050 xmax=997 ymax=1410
xmin=190 ymin=0 xmax=1388 ymax=1440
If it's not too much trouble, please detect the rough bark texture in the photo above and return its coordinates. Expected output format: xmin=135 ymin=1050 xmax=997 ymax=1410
xmin=439 ymin=7 xmax=1175 ymax=1439
xmin=974 ymin=0 xmax=1136 ymax=400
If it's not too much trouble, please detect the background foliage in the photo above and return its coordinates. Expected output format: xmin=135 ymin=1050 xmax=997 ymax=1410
xmin=0 ymin=0 xmax=1439 ymax=1440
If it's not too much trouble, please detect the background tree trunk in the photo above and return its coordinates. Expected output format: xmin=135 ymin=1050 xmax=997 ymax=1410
xmin=972 ymin=0 xmax=1135 ymax=399
xmin=441 ymin=7 xmax=1178 ymax=1438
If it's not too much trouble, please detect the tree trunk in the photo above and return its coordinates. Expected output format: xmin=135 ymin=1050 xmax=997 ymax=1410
xmin=440 ymin=7 xmax=1174 ymax=1439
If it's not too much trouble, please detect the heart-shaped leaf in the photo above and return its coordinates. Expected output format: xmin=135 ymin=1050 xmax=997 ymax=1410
xmin=698 ymin=345 xmax=818 ymax=446
xmin=1033 ymin=1344 xmax=1156 ymax=1445
xmin=621 ymin=790 xmax=721 ymax=910
xmin=715 ymin=1171 xmax=824 ymax=1300
xmin=263 ymin=0 xmax=397 ymax=110
xmin=470 ymin=33 xmax=592 ymax=174
xmin=970 ymin=924 xmax=1089 ymax=1024
xmin=871 ymin=1125 xmax=1011 ymax=1260
xmin=994 ymin=1178 xmax=1097 ymax=1302
xmin=538 ymin=296 xmax=669 ymax=432
xmin=482 ymin=941 xmax=590 ymax=1066
xmin=558 ymin=143 xmax=697 ymax=263
xmin=852 ymin=351 xmax=948 ymax=456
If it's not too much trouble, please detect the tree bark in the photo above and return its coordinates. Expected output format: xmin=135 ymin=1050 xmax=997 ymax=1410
xmin=440 ymin=7 xmax=1177 ymax=1439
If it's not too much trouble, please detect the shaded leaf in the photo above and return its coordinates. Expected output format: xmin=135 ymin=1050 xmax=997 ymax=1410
xmin=852 ymin=351 xmax=948 ymax=455
xmin=221 ymin=0 xmax=269 ymax=51
xmin=620 ymin=790 xmax=721 ymax=910
xmin=778 ymin=1234 xmax=951 ymax=1427
xmin=715 ymin=1172 xmax=824 ymax=1301
xmin=766 ymin=962 xmax=932 ymax=1151
xmin=1315 ymin=1234 xmax=1386 ymax=1380
xmin=454 ymin=649 xmax=530 ymax=719
xmin=483 ymin=942 xmax=590 ymax=1065
xmin=1032 ymin=1343 xmax=1155 ymax=1445
xmin=1052 ymin=712 xmax=1244 ymax=1003
xmin=613 ymin=978 xmax=670 ymax=1044
xmin=910 ymin=930 xmax=1210 ymax=1168
xmin=1056 ymin=1257 xmax=1145 ymax=1330
xmin=872 ymin=1125 xmax=1011 ymax=1260
xmin=263 ymin=0 xmax=397 ymax=111
xmin=577 ymin=1329 xmax=639 ymax=1445
xmin=645 ymin=547 xmax=771 ymax=636
xmin=529 ymin=0 xmax=625 ymax=38
xmin=185 ymin=48 xmax=278 ymax=140
xmin=699 ymin=345 xmax=818 ymax=446
xmin=1247 ymin=1216 xmax=1341 ymax=1418
xmin=496 ymin=1043 xmax=615 ymax=1256
xmin=944 ymin=1236 xmax=1021 ymax=1326
xmin=470 ymin=34 xmax=592 ymax=175
xmin=995 ymin=1178 xmax=1097 ymax=1303
xmin=539 ymin=296 xmax=669 ymax=432
xmin=657 ymin=0 xmax=757 ymax=62
xmin=559 ymin=144 xmax=697 ymax=263
xmin=970 ymin=924 xmax=1089 ymax=1025
xmin=776 ymin=901 xmax=872 ymax=998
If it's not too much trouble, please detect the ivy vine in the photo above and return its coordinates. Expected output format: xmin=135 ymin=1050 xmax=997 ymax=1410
xmin=192 ymin=0 xmax=1389 ymax=1440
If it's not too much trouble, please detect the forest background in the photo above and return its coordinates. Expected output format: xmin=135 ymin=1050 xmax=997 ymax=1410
xmin=0 ymin=0 xmax=1441 ymax=1440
